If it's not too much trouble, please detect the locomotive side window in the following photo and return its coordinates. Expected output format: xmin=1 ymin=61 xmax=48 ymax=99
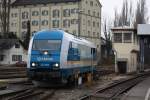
xmin=78 ymin=44 xmax=92 ymax=60
xmin=91 ymin=48 xmax=97 ymax=60
xmin=67 ymin=42 xmax=80 ymax=61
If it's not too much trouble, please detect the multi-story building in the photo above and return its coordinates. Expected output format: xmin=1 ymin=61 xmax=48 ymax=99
xmin=9 ymin=0 xmax=101 ymax=52
xmin=111 ymin=26 xmax=139 ymax=74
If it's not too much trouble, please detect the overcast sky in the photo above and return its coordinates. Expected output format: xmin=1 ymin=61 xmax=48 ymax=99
xmin=100 ymin=0 xmax=150 ymax=23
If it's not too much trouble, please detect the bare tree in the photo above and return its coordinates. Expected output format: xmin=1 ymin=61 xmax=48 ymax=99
xmin=104 ymin=19 xmax=112 ymax=58
xmin=0 ymin=0 xmax=11 ymax=37
xmin=114 ymin=9 xmax=119 ymax=27
xmin=23 ymin=20 xmax=31 ymax=50
xmin=134 ymin=0 xmax=148 ymax=28
xmin=114 ymin=0 xmax=133 ymax=27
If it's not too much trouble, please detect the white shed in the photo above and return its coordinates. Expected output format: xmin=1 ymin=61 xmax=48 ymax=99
xmin=0 ymin=39 xmax=27 ymax=65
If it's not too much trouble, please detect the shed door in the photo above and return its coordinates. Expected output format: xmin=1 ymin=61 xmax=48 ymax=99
xmin=117 ymin=61 xmax=127 ymax=74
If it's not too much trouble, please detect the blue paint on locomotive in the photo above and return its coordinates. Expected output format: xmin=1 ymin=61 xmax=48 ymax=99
xmin=27 ymin=66 xmax=95 ymax=81
xmin=30 ymin=30 xmax=63 ymax=70
xmin=34 ymin=30 xmax=63 ymax=40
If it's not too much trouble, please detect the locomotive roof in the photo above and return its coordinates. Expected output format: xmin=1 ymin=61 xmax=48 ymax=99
xmin=33 ymin=29 xmax=96 ymax=48
xmin=63 ymin=31 xmax=96 ymax=48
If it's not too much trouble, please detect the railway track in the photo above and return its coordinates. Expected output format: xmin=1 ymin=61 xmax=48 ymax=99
xmin=79 ymin=71 xmax=150 ymax=100
xmin=0 ymin=65 xmax=27 ymax=79
xmin=0 ymin=87 xmax=55 ymax=100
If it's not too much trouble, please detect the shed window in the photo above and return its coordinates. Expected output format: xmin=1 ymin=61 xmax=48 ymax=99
xmin=114 ymin=33 xmax=122 ymax=43
xmin=12 ymin=55 xmax=22 ymax=61
xmin=124 ymin=33 xmax=132 ymax=43
xmin=15 ymin=43 xmax=20 ymax=48
xmin=0 ymin=55 xmax=4 ymax=61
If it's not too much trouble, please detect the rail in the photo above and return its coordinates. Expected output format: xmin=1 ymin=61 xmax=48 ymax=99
xmin=79 ymin=71 xmax=150 ymax=100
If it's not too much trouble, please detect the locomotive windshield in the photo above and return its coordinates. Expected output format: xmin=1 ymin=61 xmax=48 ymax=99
xmin=32 ymin=40 xmax=61 ymax=51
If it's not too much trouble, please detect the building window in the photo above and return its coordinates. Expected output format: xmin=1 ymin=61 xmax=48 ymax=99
xmin=97 ymin=12 xmax=99 ymax=17
xmin=53 ymin=9 xmax=60 ymax=18
xmin=22 ymin=12 xmax=28 ymax=19
xmin=11 ymin=13 xmax=18 ymax=18
xmin=88 ymin=20 xmax=90 ymax=26
xmin=93 ymin=32 xmax=95 ymax=37
xmin=97 ymin=22 xmax=99 ymax=27
xmin=71 ymin=19 xmax=78 ymax=24
xmin=11 ymin=13 xmax=14 ymax=17
xmin=22 ymin=31 xmax=26 ymax=39
xmin=12 ymin=55 xmax=22 ymax=61
xmin=32 ymin=20 xmax=39 ymax=26
xmin=73 ymin=30 xmax=76 ymax=35
xmin=124 ymin=33 xmax=132 ymax=43
xmin=42 ymin=20 xmax=48 ymax=26
xmin=88 ymin=31 xmax=90 ymax=36
xmin=97 ymin=32 xmax=99 ymax=37
xmin=63 ymin=9 xmax=70 ymax=17
xmin=88 ymin=10 xmax=90 ymax=15
xmin=65 ymin=30 xmax=69 ymax=32
xmin=93 ymin=11 xmax=96 ymax=16
xmin=93 ymin=21 xmax=95 ymax=27
xmin=0 ymin=55 xmax=4 ymax=61
xmin=63 ymin=19 xmax=70 ymax=28
xmin=22 ymin=21 xmax=27 ymax=29
xmin=11 ymin=23 xmax=17 ymax=27
xmin=83 ymin=19 xmax=86 ymax=25
xmin=90 ymin=1 xmax=93 ymax=6
xmin=71 ymin=8 xmax=79 ymax=14
xmin=52 ymin=20 xmax=59 ymax=28
xmin=114 ymin=33 xmax=122 ymax=43
xmin=42 ymin=10 xmax=48 ymax=16
xmin=32 ymin=31 xmax=36 ymax=36
xmin=15 ymin=13 xmax=18 ymax=17
xmin=32 ymin=11 xmax=39 ymax=16
xmin=15 ymin=43 xmax=20 ymax=48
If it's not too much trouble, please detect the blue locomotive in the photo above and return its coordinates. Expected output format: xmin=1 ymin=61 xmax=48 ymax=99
xmin=27 ymin=29 xmax=97 ymax=85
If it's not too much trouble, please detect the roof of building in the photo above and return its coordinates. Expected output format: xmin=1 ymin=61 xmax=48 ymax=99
xmin=111 ymin=26 xmax=136 ymax=31
xmin=0 ymin=39 xmax=20 ymax=50
xmin=12 ymin=0 xmax=81 ymax=6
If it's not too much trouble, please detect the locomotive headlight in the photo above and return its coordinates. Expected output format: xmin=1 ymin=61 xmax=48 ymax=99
xmin=55 ymin=63 xmax=59 ymax=67
xmin=31 ymin=62 xmax=36 ymax=67
xmin=53 ymin=63 xmax=59 ymax=69
xmin=44 ymin=51 xmax=48 ymax=55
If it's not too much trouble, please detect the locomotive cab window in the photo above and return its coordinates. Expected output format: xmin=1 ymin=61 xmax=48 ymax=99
xmin=32 ymin=40 xmax=61 ymax=51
